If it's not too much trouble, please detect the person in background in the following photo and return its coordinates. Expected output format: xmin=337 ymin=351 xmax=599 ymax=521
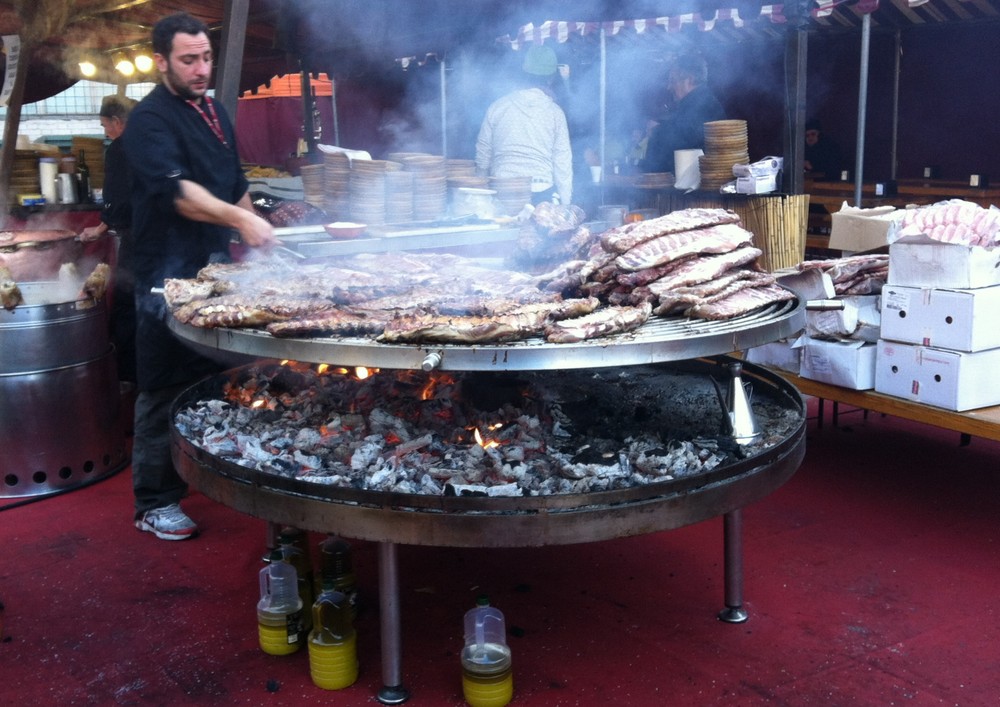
xmin=80 ymin=95 xmax=138 ymax=384
xmin=626 ymin=118 xmax=658 ymax=169
xmin=475 ymin=44 xmax=573 ymax=206
xmin=641 ymin=53 xmax=725 ymax=174
xmin=123 ymin=11 xmax=276 ymax=541
xmin=804 ymin=117 xmax=843 ymax=180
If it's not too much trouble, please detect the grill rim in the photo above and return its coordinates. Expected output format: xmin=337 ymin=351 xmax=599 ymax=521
xmin=167 ymin=297 xmax=804 ymax=372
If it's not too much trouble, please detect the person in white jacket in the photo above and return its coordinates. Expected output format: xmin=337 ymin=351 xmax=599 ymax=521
xmin=475 ymin=44 xmax=573 ymax=206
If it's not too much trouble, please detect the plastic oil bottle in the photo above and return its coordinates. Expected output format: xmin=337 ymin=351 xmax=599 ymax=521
xmin=257 ymin=550 xmax=304 ymax=655
xmin=278 ymin=528 xmax=315 ymax=631
xmin=318 ymin=535 xmax=358 ymax=620
xmin=308 ymin=581 xmax=359 ymax=690
xmin=461 ymin=595 xmax=513 ymax=707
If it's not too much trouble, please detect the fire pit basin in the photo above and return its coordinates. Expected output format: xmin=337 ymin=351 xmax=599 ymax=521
xmin=171 ymin=358 xmax=804 ymax=547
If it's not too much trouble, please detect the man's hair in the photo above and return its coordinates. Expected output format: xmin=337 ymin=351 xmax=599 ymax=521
xmin=152 ymin=12 xmax=210 ymax=57
xmin=671 ymin=53 xmax=709 ymax=86
xmin=99 ymin=95 xmax=137 ymax=122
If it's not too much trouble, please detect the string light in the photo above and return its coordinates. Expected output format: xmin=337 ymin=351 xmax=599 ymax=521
xmin=113 ymin=51 xmax=135 ymax=76
xmin=134 ymin=51 xmax=154 ymax=73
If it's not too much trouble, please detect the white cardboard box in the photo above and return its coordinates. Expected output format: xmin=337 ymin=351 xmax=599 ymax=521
xmin=880 ymin=284 xmax=1000 ymax=352
xmin=799 ymin=337 xmax=877 ymax=390
xmin=805 ymin=295 xmax=881 ymax=343
xmin=887 ymin=236 xmax=1000 ymax=289
xmin=745 ymin=339 xmax=802 ymax=375
xmin=829 ymin=203 xmax=896 ymax=253
xmin=735 ymin=174 xmax=777 ymax=194
xmin=875 ymin=339 xmax=1000 ymax=411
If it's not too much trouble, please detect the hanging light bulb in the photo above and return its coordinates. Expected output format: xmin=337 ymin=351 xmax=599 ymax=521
xmin=134 ymin=51 xmax=154 ymax=74
xmin=79 ymin=60 xmax=97 ymax=78
xmin=113 ymin=52 xmax=135 ymax=77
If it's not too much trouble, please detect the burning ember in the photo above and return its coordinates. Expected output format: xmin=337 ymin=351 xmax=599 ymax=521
xmin=174 ymin=361 xmax=801 ymax=497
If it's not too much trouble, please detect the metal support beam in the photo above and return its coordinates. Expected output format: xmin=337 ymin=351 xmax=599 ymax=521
xmin=216 ymin=0 xmax=249 ymax=122
xmin=782 ymin=6 xmax=809 ymax=195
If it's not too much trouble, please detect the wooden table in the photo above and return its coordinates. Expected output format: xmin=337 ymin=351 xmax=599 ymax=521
xmin=776 ymin=371 xmax=1000 ymax=443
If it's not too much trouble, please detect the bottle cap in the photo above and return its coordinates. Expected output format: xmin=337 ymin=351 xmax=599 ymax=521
xmin=476 ymin=595 xmax=490 ymax=607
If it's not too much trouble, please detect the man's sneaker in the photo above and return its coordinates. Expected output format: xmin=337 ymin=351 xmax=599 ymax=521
xmin=135 ymin=503 xmax=198 ymax=540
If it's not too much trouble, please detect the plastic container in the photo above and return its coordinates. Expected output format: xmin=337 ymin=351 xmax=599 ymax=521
xmin=461 ymin=596 xmax=513 ymax=707
xmin=318 ymin=536 xmax=358 ymax=619
xmin=278 ymin=528 xmax=314 ymax=630
xmin=38 ymin=157 xmax=58 ymax=203
xmin=257 ymin=550 xmax=304 ymax=655
xmin=308 ymin=582 xmax=359 ymax=690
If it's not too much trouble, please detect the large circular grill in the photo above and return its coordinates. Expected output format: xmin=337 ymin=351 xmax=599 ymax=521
xmin=168 ymin=295 xmax=806 ymax=704
xmin=167 ymin=297 xmax=803 ymax=371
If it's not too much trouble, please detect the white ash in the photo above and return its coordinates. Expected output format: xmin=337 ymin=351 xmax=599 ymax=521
xmin=174 ymin=362 xmax=801 ymax=496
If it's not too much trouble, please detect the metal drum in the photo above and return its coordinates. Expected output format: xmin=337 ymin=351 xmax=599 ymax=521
xmin=0 ymin=282 xmax=110 ymax=373
xmin=1 ymin=285 xmax=128 ymax=499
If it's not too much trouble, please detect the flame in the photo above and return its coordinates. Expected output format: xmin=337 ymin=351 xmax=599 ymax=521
xmin=356 ymin=367 xmax=373 ymax=379
xmin=251 ymin=399 xmax=265 ymax=409
xmin=317 ymin=363 xmax=329 ymax=374
xmin=473 ymin=427 xmax=500 ymax=449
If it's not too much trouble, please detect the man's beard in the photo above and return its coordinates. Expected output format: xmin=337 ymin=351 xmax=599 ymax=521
xmin=165 ymin=64 xmax=207 ymax=101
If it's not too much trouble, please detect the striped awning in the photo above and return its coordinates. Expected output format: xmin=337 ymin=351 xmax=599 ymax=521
xmin=497 ymin=7 xmax=787 ymax=49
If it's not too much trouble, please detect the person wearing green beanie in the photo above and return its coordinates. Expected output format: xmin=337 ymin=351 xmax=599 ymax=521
xmin=475 ymin=43 xmax=573 ymax=206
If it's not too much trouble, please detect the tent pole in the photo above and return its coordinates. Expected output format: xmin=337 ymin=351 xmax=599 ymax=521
xmin=216 ymin=0 xmax=249 ymax=122
xmin=853 ymin=13 xmax=872 ymax=207
xmin=890 ymin=29 xmax=901 ymax=182
xmin=332 ymin=78 xmax=341 ymax=146
xmin=440 ymin=58 xmax=448 ymax=158
xmin=599 ymin=27 xmax=607 ymax=202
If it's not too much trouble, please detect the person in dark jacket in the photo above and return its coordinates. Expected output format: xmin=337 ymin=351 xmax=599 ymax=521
xmin=804 ymin=118 xmax=843 ymax=181
xmin=80 ymin=95 xmax=138 ymax=383
xmin=641 ymin=53 xmax=726 ymax=174
xmin=123 ymin=12 xmax=277 ymax=541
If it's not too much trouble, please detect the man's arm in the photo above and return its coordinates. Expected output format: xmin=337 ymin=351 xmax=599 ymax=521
xmin=174 ymin=180 xmax=276 ymax=249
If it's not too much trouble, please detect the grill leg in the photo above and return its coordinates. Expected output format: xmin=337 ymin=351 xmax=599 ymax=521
xmin=377 ymin=541 xmax=410 ymax=705
xmin=718 ymin=509 xmax=749 ymax=624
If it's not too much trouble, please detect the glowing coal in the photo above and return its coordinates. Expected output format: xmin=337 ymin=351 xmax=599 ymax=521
xmin=174 ymin=360 xmax=800 ymax=497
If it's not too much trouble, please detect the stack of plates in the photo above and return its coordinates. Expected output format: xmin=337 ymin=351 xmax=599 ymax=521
xmin=322 ymin=152 xmax=351 ymax=220
xmin=349 ymin=160 xmax=401 ymax=226
xmin=446 ymin=159 xmax=477 ymax=178
xmin=633 ymin=172 xmax=675 ymax=189
xmin=384 ymin=170 xmax=414 ymax=223
xmin=402 ymin=155 xmax=448 ymax=221
xmin=9 ymin=150 xmax=52 ymax=200
xmin=299 ymin=164 xmax=326 ymax=208
xmin=489 ymin=176 xmax=532 ymax=216
xmin=700 ymin=120 xmax=749 ymax=192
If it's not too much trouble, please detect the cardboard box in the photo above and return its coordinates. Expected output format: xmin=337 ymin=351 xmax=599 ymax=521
xmin=805 ymin=295 xmax=880 ymax=343
xmin=744 ymin=339 xmax=802 ymax=375
xmin=887 ymin=237 xmax=1000 ymax=289
xmin=880 ymin=284 xmax=1000 ymax=352
xmin=875 ymin=340 xmax=1000 ymax=411
xmin=735 ymin=174 xmax=777 ymax=194
xmin=828 ymin=203 xmax=897 ymax=253
xmin=799 ymin=337 xmax=877 ymax=390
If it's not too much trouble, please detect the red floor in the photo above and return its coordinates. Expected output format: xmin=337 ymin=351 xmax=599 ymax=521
xmin=2 ymin=399 xmax=1000 ymax=706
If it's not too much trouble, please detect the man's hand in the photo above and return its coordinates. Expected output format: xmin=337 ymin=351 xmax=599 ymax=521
xmin=234 ymin=208 xmax=277 ymax=250
xmin=78 ymin=224 xmax=108 ymax=243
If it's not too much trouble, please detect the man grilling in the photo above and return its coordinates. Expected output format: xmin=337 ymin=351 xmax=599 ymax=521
xmin=123 ymin=12 xmax=277 ymax=540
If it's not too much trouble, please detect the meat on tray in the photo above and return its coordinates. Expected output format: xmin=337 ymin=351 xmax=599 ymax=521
xmin=601 ymin=208 xmax=740 ymax=254
xmin=163 ymin=207 xmax=799 ymax=343
xmin=1 ymin=264 xmax=24 ymax=311
xmin=614 ymin=222 xmax=754 ymax=272
xmin=544 ymin=302 xmax=653 ymax=343
xmin=686 ymin=283 xmax=796 ymax=320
